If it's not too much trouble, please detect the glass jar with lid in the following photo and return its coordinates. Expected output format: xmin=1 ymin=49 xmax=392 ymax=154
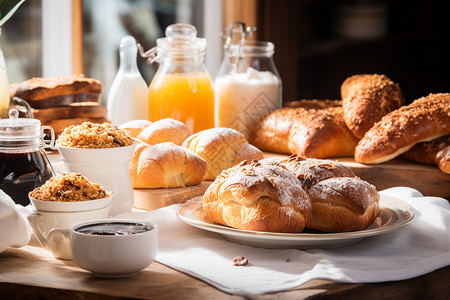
xmin=215 ymin=22 xmax=282 ymax=142
xmin=139 ymin=23 xmax=215 ymax=134
xmin=0 ymin=109 xmax=55 ymax=206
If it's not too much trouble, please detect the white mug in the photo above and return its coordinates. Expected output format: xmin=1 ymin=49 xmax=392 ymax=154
xmin=52 ymin=219 xmax=158 ymax=278
xmin=27 ymin=196 xmax=112 ymax=260
xmin=56 ymin=143 xmax=136 ymax=217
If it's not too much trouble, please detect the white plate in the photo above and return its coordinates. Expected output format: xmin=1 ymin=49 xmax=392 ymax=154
xmin=176 ymin=195 xmax=414 ymax=249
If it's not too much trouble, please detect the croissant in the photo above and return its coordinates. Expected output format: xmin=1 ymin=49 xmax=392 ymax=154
xmin=182 ymin=127 xmax=264 ymax=180
xmin=119 ymin=118 xmax=190 ymax=146
xmin=129 ymin=142 xmax=206 ymax=188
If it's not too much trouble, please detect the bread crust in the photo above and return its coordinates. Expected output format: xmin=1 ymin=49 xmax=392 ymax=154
xmin=129 ymin=142 xmax=206 ymax=188
xmin=252 ymin=101 xmax=359 ymax=158
xmin=306 ymin=177 xmax=381 ymax=232
xmin=355 ymin=93 xmax=450 ymax=164
xmin=183 ymin=127 xmax=264 ymax=180
xmin=341 ymin=74 xmax=404 ymax=138
xmin=10 ymin=74 xmax=103 ymax=102
xmin=402 ymin=135 xmax=450 ymax=174
xmin=202 ymin=161 xmax=312 ymax=233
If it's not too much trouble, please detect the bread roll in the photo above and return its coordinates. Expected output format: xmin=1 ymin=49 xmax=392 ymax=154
xmin=261 ymin=154 xmax=355 ymax=190
xmin=119 ymin=118 xmax=190 ymax=145
xmin=306 ymin=177 xmax=381 ymax=232
xmin=119 ymin=120 xmax=153 ymax=138
xmin=182 ymin=127 xmax=264 ymax=180
xmin=252 ymin=100 xmax=359 ymax=158
xmin=402 ymin=135 xmax=449 ymax=174
xmin=355 ymin=93 xmax=450 ymax=164
xmin=137 ymin=118 xmax=191 ymax=146
xmin=129 ymin=142 xmax=206 ymax=188
xmin=341 ymin=74 xmax=404 ymax=138
xmin=203 ymin=161 xmax=312 ymax=233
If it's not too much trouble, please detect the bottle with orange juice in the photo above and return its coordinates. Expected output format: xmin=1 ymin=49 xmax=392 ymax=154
xmin=140 ymin=24 xmax=214 ymax=134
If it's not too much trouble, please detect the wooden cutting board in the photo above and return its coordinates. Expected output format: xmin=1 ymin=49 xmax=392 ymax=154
xmin=133 ymin=153 xmax=449 ymax=211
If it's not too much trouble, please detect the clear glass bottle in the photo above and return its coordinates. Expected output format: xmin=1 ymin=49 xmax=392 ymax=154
xmin=215 ymin=22 xmax=282 ymax=142
xmin=139 ymin=23 xmax=215 ymax=134
xmin=0 ymin=109 xmax=55 ymax=206
xmin=107 ymin=36 xmax=149 ymax=126
xmin=0 ymin=28 xmax=11 ymax=118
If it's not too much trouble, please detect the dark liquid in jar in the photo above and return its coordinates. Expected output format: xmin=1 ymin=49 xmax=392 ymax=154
xmin=76 ymin=222 xmax=153 ymax=236
xmin=0 ymin=151 xmax=53 ymax=206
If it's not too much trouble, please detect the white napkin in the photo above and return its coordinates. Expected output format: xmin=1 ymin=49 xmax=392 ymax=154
xmin=117 ymin=187 xmax=450 ymax=295
xmin=0 ymin=189 xmax=32 ymax=253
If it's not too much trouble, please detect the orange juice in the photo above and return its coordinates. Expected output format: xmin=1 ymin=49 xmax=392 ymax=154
xmin=148 ymin=72 xmax=214 ymax=133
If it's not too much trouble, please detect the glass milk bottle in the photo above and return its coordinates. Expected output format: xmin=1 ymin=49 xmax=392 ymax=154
xmin=107 ymin=36 xmax=149 ymax=125
xmin=0 ymin=29 xmax=10 ymax=118
xmin=139 ymin=23 xmax=214 ymax=133
xmin=215 ymin=22 xmax=282 ymax=142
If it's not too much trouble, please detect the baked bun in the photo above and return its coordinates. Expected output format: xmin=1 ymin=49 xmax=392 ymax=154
xmin=355 ymin=93 xmax=450 ymax=164
xmin=262 ymin=154 xmax=355 ymax=189
xmin=341 ymin=74 xmax=404 ymax=138
xmin=129 ymin=142 xmax=206 ymax=188
xmin=119 ymin=120 xmax=153 ymax=138
xmin=252 ymin=100 xmax=359 ymax=158
xmin=137 ymin=118 xmax=191 ymax=146
xmin=402 ymin=135 xmax=449 ymax=174
xmin=306 ymin=177 xmax=381 ymax=232
xmin=202 ymin=161 xmax=312 ymax=233
xmin=261 ymin=155 xmax=379 ymax=232
xmin=182 ymin=127 xmax=264 ymax=180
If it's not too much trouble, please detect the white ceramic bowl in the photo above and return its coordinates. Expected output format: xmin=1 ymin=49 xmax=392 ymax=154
xmin=56 ymin=143 xmax=136 ymax=217
xmin=27 ymin=195 xmax=113 ymax=260
xmin=69 ymin=219 xmax=158 ymax=278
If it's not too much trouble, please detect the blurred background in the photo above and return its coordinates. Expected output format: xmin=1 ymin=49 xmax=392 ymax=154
xmin=2 ymin=0 xmax=449 ymax=105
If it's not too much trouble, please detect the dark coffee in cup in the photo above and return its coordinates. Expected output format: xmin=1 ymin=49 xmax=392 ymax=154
xmin=75 ymin=222 xmax=153 ymax=236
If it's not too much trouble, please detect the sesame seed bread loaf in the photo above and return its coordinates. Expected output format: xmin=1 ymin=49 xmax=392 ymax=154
xmin=355 ymin=93 xmax=450 ymax=164
xmin=341 ymin=74 xmax=404 ymax=139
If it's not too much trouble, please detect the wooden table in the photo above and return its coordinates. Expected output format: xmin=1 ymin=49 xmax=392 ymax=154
xmin=1 ymin=153 xmax=449 ymax=299
xmin=1 ymin=236 xmax=449 ymax=300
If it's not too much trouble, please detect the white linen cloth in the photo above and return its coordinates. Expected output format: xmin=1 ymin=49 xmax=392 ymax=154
xmin=117 ymin=187 xmax=450 ymax=295
xmin=0 ymin=189 xmax=32 ymax=253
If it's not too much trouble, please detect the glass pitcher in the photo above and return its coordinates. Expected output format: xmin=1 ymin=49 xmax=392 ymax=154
xmin=215 ymin=22 xmax=282 ymax=142
xmin=139 ymin=23 xmax=215 ymax=134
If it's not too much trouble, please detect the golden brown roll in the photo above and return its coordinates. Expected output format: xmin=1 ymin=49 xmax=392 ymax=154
xmin=402 ymin=135 xmax=449 ymax=174
xmin=306 ymin=177 xmax=381 ymax=232
xmin=252 ymin=101 xmax=359 ymax=158
xmin=129 ymin=142 xmax=206 ymax=188
xmin=355 ymin=93 xmax=450 ymax=164
xmin=182 ymin=127 xmax=264 ymax=180
xmin=203 ymin=161 xmax=312 ymax=233
xmin=261 ymin=154 xmax=355 ymax=190
xmin=341 ymin=74 xmax=404 ymax=138
xmin=118 ymin=120 xmax=153 ymax=138
xmin=119 ymin=118 xmax=190 ymax=146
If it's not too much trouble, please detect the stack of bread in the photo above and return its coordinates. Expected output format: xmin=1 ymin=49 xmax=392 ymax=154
xmin=10 ymin=74 xmax=109 ymax=136
xmin=252 ymin=74 xmax=450 ymax=174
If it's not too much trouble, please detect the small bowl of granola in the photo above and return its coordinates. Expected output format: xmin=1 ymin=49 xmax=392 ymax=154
xmin=27 ymin=173 xmax=113 ymax=260
xmin=56 ymin=122 xmax=137 ymax=216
